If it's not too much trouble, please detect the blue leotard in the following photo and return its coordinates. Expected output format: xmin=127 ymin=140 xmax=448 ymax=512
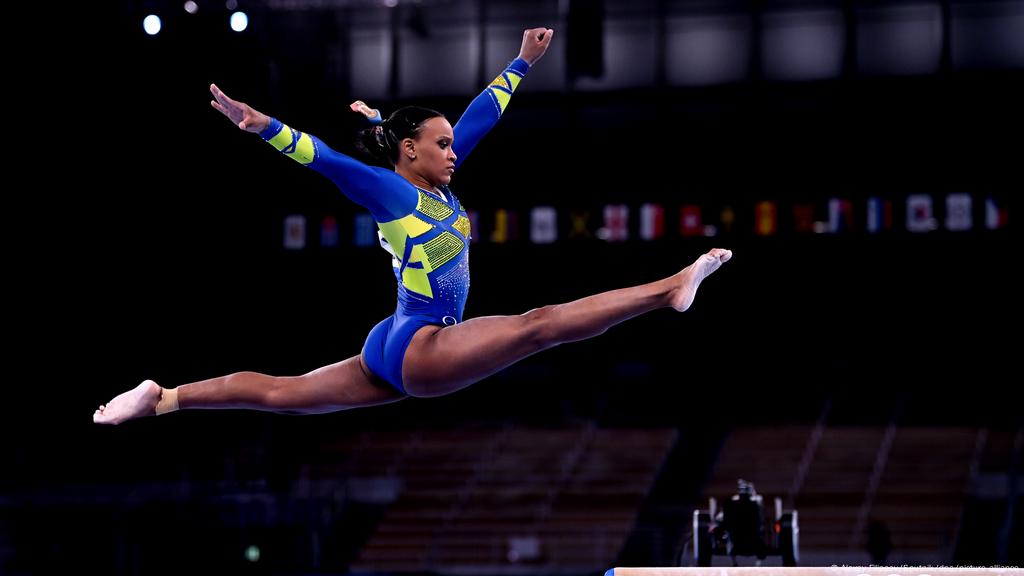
xmin=258 ymin=58 xmax=531 ymax=392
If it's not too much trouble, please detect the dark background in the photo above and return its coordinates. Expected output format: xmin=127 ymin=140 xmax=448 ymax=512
xmin=9 ymin=0 xmax=1019 ymax=573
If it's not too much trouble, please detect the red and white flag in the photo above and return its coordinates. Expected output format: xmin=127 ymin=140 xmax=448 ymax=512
xmin=600 ymin=204 xmax=629 ymax=242
xmin=680 ymin=205 xmax=702 ymax=237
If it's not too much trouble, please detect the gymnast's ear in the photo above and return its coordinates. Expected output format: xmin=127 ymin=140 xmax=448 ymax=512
xmin=402 ymin=138 xmax=417 ymax=161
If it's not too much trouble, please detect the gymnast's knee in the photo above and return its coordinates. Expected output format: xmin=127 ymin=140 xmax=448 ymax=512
xmin=229 ymin=371 xmax=291 ymax=408
xmin=521 ymin=305 xmax=561 ymax=349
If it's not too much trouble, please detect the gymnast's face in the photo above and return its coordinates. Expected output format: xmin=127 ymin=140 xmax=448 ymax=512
xmin=409 ymin=116 xmax=457 ymax=187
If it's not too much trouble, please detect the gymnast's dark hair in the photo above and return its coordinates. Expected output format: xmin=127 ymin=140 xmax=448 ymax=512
xmin=355 ymin=106 xmax=445 ymax=166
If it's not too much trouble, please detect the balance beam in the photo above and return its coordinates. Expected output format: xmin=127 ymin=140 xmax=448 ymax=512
xmin=606 ymin=569 xmax=1023 ymax=576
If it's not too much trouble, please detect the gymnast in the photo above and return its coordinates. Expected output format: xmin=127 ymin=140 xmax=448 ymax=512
xmin=94 ymin=27 xmax=731 ymax=424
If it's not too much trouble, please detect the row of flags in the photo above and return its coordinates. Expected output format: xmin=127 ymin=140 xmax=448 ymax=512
xmin=283 ymin=193 xmax=1009 ymax=250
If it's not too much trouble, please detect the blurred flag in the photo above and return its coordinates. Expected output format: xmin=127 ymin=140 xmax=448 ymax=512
xmin=492 ymin=209 xmax=519 ymax=243
xmin=283 ymin=214 xmax=306 ymax=250
xmin=467 ymin=209 xmax=480 ymax=243
xmin=353 ymin=213 xmax=377 ymax=247
xmin=321 ymin=214 xmax=339 ymax=248
xmin=492 ymin=209 xmax=509 ymax=243
xmin=866 ymin=197 xmax=893 ymax=234
xmin=906 ymin=194 xmax=936 ymax=233
xmin=599 ymin=204 xmax=629 ymax=241
xmin=985 ymin=197 xmax=1008 ymax=230
xmin=718 ymin=205 xmax=735 ymax=235
xmin=755 ymin=201 xmax=777 ymax=236
xmin=827 ymin=198 xmax=853 ymax=233
xmin=639 ymin=203 xmax=664 ymax=240
xmin=944 ymin=193 xmax=972 ymax=231
xmin=793 ymin=203 xmax=816 ymax=233
xmin=679 ymin=205 xmax=702 ymax=237
xmin=530 ymin=206 xmax=557 ymax=244
xmin=569 ymin=210 xmax=592 ymax=239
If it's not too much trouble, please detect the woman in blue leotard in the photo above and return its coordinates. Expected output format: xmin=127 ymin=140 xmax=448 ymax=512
xmin=94 ymin=28 xmax=732 ymax=424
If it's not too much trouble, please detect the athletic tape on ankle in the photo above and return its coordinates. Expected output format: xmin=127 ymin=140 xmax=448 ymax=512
xmin=155 ymin=388 xmax=179 ymax=415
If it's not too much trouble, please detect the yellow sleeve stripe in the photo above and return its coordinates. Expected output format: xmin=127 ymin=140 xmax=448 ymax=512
xmin=490 ymin=71 xmax=523 ymax=93
xmin=487 ymin=69 xmax=524 ymax=115
xmin=493 ymin=89 xmax=511 ymax=114
xmin=506 ymin=72 xmax=521 ymax=91
xmin=490 ymin=75 xmax=510 ymax=91
xmin=268 ymin=124 xmax=316 ymax=165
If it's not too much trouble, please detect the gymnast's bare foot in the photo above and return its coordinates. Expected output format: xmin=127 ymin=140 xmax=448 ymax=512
xmin=93 ymin=380 xmax=162 ymax=425
xmin=670 ymin=248 xmax=732 ymax=312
